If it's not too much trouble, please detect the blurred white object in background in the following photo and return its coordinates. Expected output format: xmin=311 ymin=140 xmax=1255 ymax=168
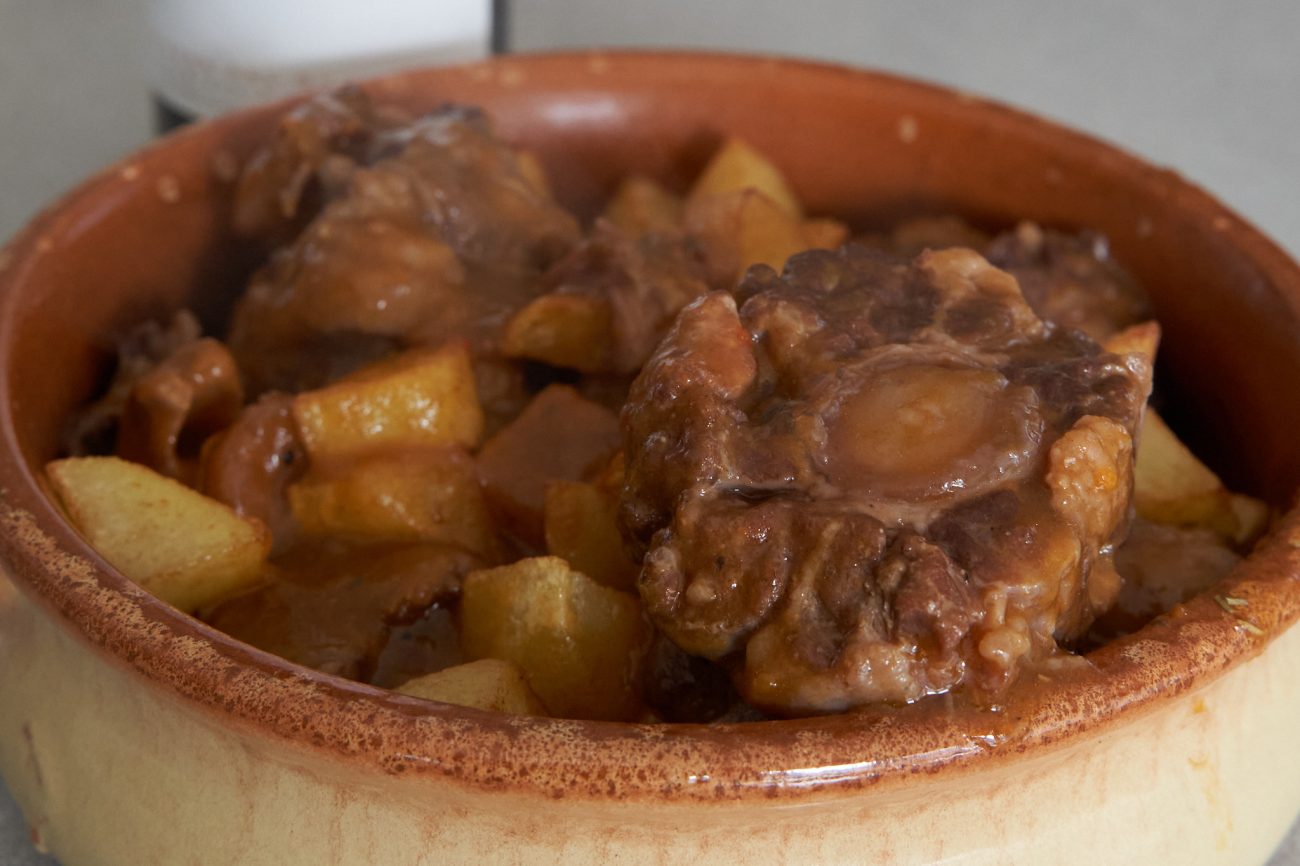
xmin=149 ymin=0 xmax=493 ymax=124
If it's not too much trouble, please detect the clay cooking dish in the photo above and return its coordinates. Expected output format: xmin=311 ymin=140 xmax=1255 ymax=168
xmin=1 ymin=52 xmax=1299 ymax=864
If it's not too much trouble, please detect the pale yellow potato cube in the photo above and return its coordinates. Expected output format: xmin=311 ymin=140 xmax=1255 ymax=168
xmin=1227 ymin=492 xmax=1272 ymax=547
xmin=1134 ymin=409 xmax=1229 ymax=524
xmin=1133 ymin=409 xmax=1269 ymax=546
xmin=46 ymin=456 xmax=269 ymax=613
xmin=689 ymin=137 xmax=803 ymax=219
xmin=602 ymin=175 xmax=684 ymax=235
xmin=397 ymin=658 xmax=548 ymax=716
xmin=501 ymin=293 xmax=615 ymax=373
xmin=460 ymin=556 xmax=650 ymax=721
xmin=544 ymin=480 xmax=639 ymax=592
xmin=686 ymin=190 xmax=844 ymax=287
xmin=292 ymin=342 xmax=484 ymax=463
xmin=288 ymin=448 xmax=498 ymax=558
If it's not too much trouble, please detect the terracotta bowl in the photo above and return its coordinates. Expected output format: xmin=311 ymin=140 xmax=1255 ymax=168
xmin=2 ymin=52 xmax=1300 ymax=865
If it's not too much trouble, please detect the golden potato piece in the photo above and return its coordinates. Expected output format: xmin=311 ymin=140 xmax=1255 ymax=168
xmin=477 ymin=385 xmax=622 ymax=547
xmin=514 ymin=149 xmax=553 ymax=200
xmin=46 ymin=456 xmax=269 ymax=613
xmin=1135 ymin=409 xmax=1228 ymax=521
xmin=501 ymin=293 xmax=615 ymax=374
xmin=1134 ymin=409 xmax=1269 ymax=546
xmin=1227 ymin=492 xmax=1272 ymax=548
xmin=689 ymin=136 xmax=803 ymax=219
xmin=544 ymin=480 xmax=639 ymax=592
xmin=288 ymin=448 xmax=498 ymax=558
xmin=602 ymin=175 xmax=684 ymax=235
xmin=801 ymin=217 xmax=851 ymax=252
xmin=397 ymin=658 xmax=548 ymax=716
xmin=686 ymin=190 xmax=846 ymax=287
xmin=460 ymin=556 xmax=650 ymax=721
xmin=292 ymin=342 xmax=483 ymax=464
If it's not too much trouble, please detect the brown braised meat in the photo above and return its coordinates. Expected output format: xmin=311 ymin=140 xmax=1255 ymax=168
xmin=860 ymin=218 xmax=1149 ymax=341
xmin=197 ymin=392 xmax=305 ymax=549
xmin=116 ymin=337 xmax=244 ymax=484
xmin=642 ymin=632 xmax=743 ymax=723
xmin=857 ymin=215 xmax=993 ymax=259
xmin=232 ymin=86 xmax=412 ymax=247
xmin=621 ymin=245 xmax=1153 ymax=715
xmin=64 ymin=311 xmax=204 ymax=456
xmin=477 ymin=384 xmax=623 ymax=549
xmin=66 ymin=311 xmax=246 ymax=485
xmin=206 ymin=540 xmax=479 ymax=681
xmin=228 ymin=99 xmax=581 ymax=393
xmin=985 ymin=221 xmax=1149 ymax=341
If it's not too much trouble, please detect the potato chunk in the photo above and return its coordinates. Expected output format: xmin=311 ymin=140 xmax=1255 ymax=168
xmin=1134 ymin=409 xmax=1269 ymax=546
xmin=476 ymin=385 xmax=622 ymax=546
xmin=460 ymin=556 xmax=650 ymax=721
xmin=46 ymin=456 xmax=269 ymax=612
xmin=288 ymin=448 xmax=498 ymax=558
xmin=602 ymin=175 xmax=684 ymax=235
xmin=686 ymin=190 xmax=847 ymax=287
xmin=544 ymin=480 xmax=639 ymax=592
xmin=689 ymin=136 xmax=803 ymax=219
xmin=500 ymin=293 xmax=614 ymax=374
xmin=1100 ymin=322 xmax=1268 ymax=548
xmin=397 ymin=658 xmax=548 ymax=715
xmin=292 ymin=342 xmax=483 ymax=463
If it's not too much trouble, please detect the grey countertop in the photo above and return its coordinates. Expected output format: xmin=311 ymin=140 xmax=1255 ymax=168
xmin=1 ymin=0 xmax=1298 ymax=862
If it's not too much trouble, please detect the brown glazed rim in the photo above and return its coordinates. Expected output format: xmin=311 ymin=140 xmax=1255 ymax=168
xmin=2 ymin=51 xmax=1300 ymax=805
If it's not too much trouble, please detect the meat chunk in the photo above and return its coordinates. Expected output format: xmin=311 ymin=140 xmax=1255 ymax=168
xmin=65 ymin=311 xmax=203 ymax=456
xmin=116 ymin=337 xmax=244 ymax=484
xmin=205 ymin=541 xmax=479 ymax=681
xmin=232 ymin=86 xmax=411 ymax=246
xmin=197 ymin=393 xmax=305 ymax=549
xmin=859 ymin=217 xmax=1149 ymax=341
xmin=228 ymin=98 xmax=581 ymax=393
xmin=622 ymin=244 xmax=1152 ymax=714
xmin=477 ymin=385 xmax=622 ymax=548
xmin=857 ymin=215 xmax=993 ymax=259
xmin=985 ymin=221 xmax=1149 ymax=341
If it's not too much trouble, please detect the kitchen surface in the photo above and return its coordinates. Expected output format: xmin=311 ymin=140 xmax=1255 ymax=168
xmin=2 ymin=0 xmax=1298 ymax=862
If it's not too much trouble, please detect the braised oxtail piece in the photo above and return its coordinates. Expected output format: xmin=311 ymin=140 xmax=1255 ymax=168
xmin=621 ymin=244 xmax=1153 ymax=715
xmin=228 ymin=94 xmax=580 ymax=393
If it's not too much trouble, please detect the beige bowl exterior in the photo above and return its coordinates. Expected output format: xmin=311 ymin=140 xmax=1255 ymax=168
xmin=3 ymin=516 xmax=1300 ymax=864
xmin=2 ymin=53 xmax=1300 ymax=864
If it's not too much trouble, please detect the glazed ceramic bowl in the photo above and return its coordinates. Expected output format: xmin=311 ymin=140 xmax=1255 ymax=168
xmin=2 ymin=52 xmax=1300 ymax=866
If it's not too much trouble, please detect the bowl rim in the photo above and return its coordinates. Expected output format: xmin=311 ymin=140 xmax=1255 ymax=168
xmin=2 ymin=49 xmax=1300 ymax=805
